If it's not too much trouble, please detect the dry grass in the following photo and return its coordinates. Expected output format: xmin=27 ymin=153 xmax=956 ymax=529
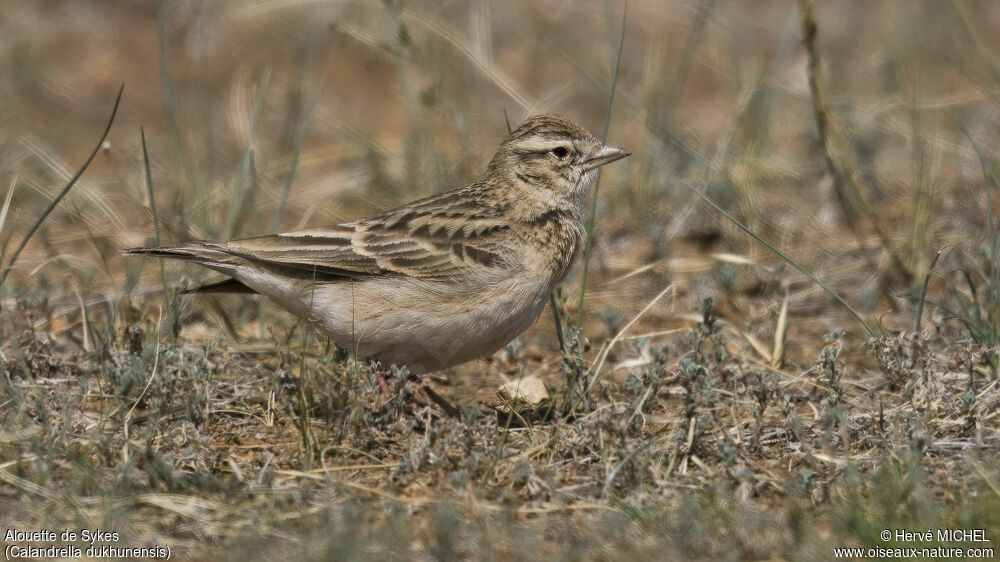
xmin=1 ymin=1 xmax=999 ymax=559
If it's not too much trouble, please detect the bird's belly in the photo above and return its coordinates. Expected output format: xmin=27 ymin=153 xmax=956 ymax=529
xmin=308 ymin=275 xmax=553 ymax=374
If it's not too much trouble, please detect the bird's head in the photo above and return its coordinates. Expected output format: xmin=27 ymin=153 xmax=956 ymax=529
xmin=485 ymin=115 xmax=630 ymax=212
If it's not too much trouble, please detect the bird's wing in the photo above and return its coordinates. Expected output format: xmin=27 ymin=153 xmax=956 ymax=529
xmin=222 ymin=208 xmax=509 ymax=280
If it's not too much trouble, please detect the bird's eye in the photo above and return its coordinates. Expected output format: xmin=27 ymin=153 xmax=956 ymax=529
xmin=551 ymin=146 xmax=569 ymax=159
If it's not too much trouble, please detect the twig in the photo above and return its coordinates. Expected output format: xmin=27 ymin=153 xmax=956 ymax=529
xmin=797 ymin=0 xmax=913 ymax=284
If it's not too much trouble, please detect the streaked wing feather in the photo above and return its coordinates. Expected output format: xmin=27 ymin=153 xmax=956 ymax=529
xmin=223 ymin=226 xmax=383 ymax=277
xmin=220 ymin=201 xmax=508 ymax=280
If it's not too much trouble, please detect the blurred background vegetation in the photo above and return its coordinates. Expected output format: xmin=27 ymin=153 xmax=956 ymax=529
xmin=0 ymin=1 xmax=998 ymax=559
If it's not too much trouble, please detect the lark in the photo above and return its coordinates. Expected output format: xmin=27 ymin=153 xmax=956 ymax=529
xmin=124 ymin=115 xmax=629 ymax=374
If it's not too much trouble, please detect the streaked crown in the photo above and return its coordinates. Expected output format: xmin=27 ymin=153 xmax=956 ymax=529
xmin=504 ymin=115 xmax=595 ymax=146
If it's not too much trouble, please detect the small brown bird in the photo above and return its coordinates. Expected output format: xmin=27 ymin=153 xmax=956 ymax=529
xmin=124 ymin=115 xmax=629 ymax=374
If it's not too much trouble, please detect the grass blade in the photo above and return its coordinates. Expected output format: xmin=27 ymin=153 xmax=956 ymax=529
xmin=0 ymin=175 xmax=18 ymax=258
xmin=577 ymin=1 xmax=627 ymax=328
xmin=139 ymin=126 xmax=173 ymax=330
xmin=223 ymin=71 xmax=270 ymax=240
xmin=955 ymin=120 xmax=1000 ymax=332
xmin=681 ymin=180 xmax=878 ymax=338
xmin=914 ymin=250 xmax=941 ymax=333
xmin=269 ymin=76 xmax=326 ymax=234
xmin=0 ymin=84 xmax=125 ymax=288
xmin=140 ymin=127 xmax=162 ymax=248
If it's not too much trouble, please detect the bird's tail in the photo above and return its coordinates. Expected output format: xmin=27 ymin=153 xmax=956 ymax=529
xmin=122 ymin=242 xmax=232 ymax=265
xmin=122 ymin=243 xmax=257 ymax=294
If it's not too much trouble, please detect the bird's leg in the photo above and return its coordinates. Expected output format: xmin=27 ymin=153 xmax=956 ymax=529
xmin=376 ymin=370 xmax=393 ymax=397
xmin=410 ymin=374 xmax=461 ymax=418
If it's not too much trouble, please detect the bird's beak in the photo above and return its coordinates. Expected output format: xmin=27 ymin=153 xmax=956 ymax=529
xmin=583 ymin=145 xmax=631 ymax=171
